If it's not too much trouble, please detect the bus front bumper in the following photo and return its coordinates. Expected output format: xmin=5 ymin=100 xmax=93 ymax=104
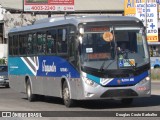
xmin=81 ymin=79 xmax=151 ymax=100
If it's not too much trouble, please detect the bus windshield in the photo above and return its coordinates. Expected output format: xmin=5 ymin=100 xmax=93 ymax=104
xmin=80 ymin=26 xmax=149 ymax=70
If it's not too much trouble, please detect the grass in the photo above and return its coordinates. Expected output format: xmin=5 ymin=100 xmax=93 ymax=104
xmin=151 ymin=69 xmax=160 ymax=80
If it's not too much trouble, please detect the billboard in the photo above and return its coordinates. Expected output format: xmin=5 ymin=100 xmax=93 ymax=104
xmin=124 ymin=0 xmax=145 ymax=16
xmin=136 ymin=3 xmax=158 ymax=42
xmin=124 ymin=0 xmax=159 ymax=42
xmin=23 ymin=0 xmax=74 ymax=11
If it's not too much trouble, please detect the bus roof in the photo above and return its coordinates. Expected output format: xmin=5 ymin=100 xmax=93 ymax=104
xmin=9 ymin=15 xmax=142 ymax=34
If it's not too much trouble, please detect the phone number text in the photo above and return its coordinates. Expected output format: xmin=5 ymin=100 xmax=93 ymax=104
xmin=31 ymin=6 xmax=55 ymax=11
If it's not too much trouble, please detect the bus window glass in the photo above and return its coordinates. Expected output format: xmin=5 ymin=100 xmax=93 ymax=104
xmin=81 ymin=26 xmax=149 ymax=69
xmin=9 ymin=36 xmax=13 ymax=55
xmin=19 ymin=34 xmax=27 ymax=55
xmin=57 ymin=28 xmax=67 ymax=53
xmin=32 ymin=33 xmax=37 ymax=54
xmin=82 ymin=33 xmax=113 ymax=60
xmin=13 ymin=35 xmax=19 ymax=55
xmin=27 ymin=34 xmax=32 ymax=54
xmin=37 ymin=32 xmax=46 ymax=55
xmin=46 ymin=29 xmax=56 ymax=54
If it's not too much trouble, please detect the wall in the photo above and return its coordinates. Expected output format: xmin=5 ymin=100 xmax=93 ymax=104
xmin=0 ymin=44 xmax=8 ymax=58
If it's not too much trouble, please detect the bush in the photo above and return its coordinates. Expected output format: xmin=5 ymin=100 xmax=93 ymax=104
xmin=151 ymin=69 xmax=160 ymax=80
xmin=0 ymin=59 xmax=5 ymax=65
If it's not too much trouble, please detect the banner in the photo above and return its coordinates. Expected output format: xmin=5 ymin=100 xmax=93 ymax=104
xmin=136 ymin=3 xmax=158 ymax=42
xmin=124 ymin=0 xmax=159 ymax=42
xmin=1 ymin=111 xmax=160 ymax=117
xmin=124 ymin=0 xmax=146 ymax=16
xmin=23 ymin=0 xmax=74 ymax=11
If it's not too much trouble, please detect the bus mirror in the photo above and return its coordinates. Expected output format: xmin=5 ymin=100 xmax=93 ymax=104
xmin=79 ymin=28 xmax=84 ymax=35
xmin=103 ymin=32 xmax=113 ymax=42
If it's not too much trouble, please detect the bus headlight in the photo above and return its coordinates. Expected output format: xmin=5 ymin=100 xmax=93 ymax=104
xmin=139 ymin=76 xmax=150 ymax=85
xmin=82 ymin=77 xmax=98 ymax=87
xmin=0 ymin=76 xmax=4 ymax=79
xmin=145 ymin=76 xmax=150 ymax=81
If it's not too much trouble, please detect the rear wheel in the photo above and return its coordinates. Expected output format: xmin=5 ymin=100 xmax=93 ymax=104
xmin=62 ymin=81 xmax=75 ymax=107
xmin=26 ymin=80 xmax=35 ymax=102
xmin=5 ymin=84 xmax=10 ymax=88
xmin=121 ymin=98 xmax=133 ymax=105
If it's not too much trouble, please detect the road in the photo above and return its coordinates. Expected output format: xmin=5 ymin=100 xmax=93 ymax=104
xmin=0 ymin=81 xmax=159 ymax=119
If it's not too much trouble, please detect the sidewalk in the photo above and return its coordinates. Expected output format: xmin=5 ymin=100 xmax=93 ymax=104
xmin=151 ymin=80 xmax=160 ymax=83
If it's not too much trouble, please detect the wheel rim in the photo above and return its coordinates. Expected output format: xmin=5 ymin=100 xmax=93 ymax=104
xmin=63 ymin=87 xmax=70 ymax=103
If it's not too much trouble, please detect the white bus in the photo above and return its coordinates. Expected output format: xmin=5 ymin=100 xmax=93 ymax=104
xmin=8 ymin=15 xmax=151 ymax=107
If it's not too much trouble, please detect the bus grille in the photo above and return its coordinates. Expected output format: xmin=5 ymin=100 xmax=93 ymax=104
xmin=100 ymin=89 xmax=138 ymax=98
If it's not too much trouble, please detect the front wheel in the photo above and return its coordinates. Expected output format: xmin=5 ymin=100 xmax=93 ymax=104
xmin=121 ymin=98 xmax=133 ymax=105
xmin=26 ymin=80 xmax=35 ymax=102
xmin=5 ymin=84 xmax=10 ymax=88
xmin=62 ymin=81 xmax=75 ymax=107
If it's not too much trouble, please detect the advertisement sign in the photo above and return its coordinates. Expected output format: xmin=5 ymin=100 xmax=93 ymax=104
xmin=124 ymin=0 xmax=145 ymax=16
xmin=124 ymin=0 xmax=159 ymax=17
xmin=124 ymin=0 xmax=159 ymax=42
xmin=136 ymin=3 xmax=158 ymax=42
xmin=23 ymin=0 xmax=74 ymax=11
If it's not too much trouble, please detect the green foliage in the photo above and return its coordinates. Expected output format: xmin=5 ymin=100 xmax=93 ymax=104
xmin=151 ymin=69 xmax=160 ymax=80
xmin=0 ymin=58 xmax=5 ymax=65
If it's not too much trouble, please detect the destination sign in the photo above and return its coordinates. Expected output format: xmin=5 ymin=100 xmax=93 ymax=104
xmin=85 ymin=27 xmax=110 ymax=32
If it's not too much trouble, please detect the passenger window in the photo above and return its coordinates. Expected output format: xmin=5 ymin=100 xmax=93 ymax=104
xmin=13 ymin=35 xmax=19 ymax=55
xmin=37 ymin=32 xmax=46 ymax=55
xmin=9 ymin=36 xmax=13 ymax=55
xmin=19 ymin=34 xmax=27 ymax=55
xmin=32 ymin=33 xmax=37 ymax=54
xmin=46 ymin=29 xmax=56 ymax=54
xmin=57 ymin=28 xmax=67 ymax=53
xmin=27 ymin=34 xmax=32 ymax=54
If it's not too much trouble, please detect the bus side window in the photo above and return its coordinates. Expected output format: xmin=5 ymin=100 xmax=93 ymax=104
xmin=57 ymin=28 xmax=67 ymax=53
xmin=9 ymin=36 xmax=13 ymax=56
xmin=46 ymin=29 xmax=56 ymax=54
xmin=32 ymin=33 xmax=37 ymax=54
xmin=37 ymin=32 xmax=46 ymax=55
xmin=27 ymin=34 xmax=32 ymax=55
xmin=13 ymin=35 xmax=19 ymax=55
xmin=19 ymin=34 xmax=27 ymax=55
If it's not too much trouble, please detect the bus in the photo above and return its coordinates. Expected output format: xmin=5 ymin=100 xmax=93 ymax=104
xmin=8 ymin=15 xmax=151 ymax=107
xmin=148 ymin=42 xmax=160 ymax=69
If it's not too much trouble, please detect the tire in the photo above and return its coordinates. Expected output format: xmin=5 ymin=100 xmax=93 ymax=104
xmin=121 ymin=98 xmax=133 ymax=105
xmin=5 ymin=84 xmax=10 ymax=88
xmin=26 ymin=80 xmax=35 ymax=102
xmin=62 ymin=81 xmax=75 ymax=107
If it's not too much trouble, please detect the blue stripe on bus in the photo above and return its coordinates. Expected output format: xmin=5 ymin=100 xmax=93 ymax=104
xmin=86 ymin=71 xmax=148 ymax=86
xmin=107 ymin=71 xmax=148 ymax=86
xmin=8 ymin=57 xmax=34 ymax=76
xmin=8 ymin=56 xmax=80 ymax=78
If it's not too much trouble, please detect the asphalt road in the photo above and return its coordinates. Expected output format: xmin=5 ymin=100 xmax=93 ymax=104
xmin=0 ymin=81 xmax=159 ymax=120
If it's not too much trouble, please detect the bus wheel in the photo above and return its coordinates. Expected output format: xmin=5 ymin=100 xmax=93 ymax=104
xmin=62 ymin=81 xmax=74 ymax=107
xmin=26 ymin=80 xmax=35 ymax=102
xmin=121 ymin=98 xmax=133 ymax=105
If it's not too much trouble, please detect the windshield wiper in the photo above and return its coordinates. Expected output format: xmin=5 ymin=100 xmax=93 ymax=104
xmin=99 ymin=61 xmax=106 ymax=72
